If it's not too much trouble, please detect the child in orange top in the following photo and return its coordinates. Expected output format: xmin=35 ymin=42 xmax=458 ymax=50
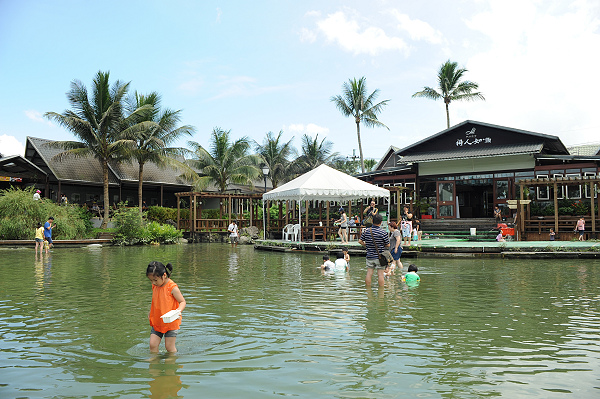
xmin=147 ymin=261 xmax=186 ymax=353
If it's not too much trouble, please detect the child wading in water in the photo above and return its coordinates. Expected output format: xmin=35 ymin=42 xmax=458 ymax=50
xmin=147 ymin=261 xmax=186 ymax=353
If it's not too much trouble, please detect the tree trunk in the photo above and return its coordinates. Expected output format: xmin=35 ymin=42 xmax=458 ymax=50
xmin=138 ymin=162 xmax=144 ymax=213
xmin=445 ymin=102 xmax=450 ymax=129
xmin=101 ymin=159 xmax=110 ymax=229
xmin=356 ymin=120 xmax=365 ymax=173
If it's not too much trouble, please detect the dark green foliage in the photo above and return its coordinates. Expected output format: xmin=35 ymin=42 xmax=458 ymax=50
xmin=146 ymin=206 xmax=189 ymax=223
xmin=0 ymin=186 xmax=90 ymax=239
xmin=112 ymin=204 xmax=183 ymax=245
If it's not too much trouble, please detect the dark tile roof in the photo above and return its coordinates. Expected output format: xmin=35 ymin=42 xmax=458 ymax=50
xmin=27 ymin=137 xmax=119 ymax=185
xmin=567 ymin=144 xmax=600 ymax=156
xmin=26 ymin=137 xmax=192 ymax=187
xmin=0 ymin=155 xmax=47 ymax=177
xmin=398 ymin=143 xmax=543 ymax=163
xmin=111 ymin=160 xmax=191 ymax=187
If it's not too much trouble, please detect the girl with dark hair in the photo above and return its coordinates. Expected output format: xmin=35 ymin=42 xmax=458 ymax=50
xmin=146 ymin=261 xmax=186 ymax=353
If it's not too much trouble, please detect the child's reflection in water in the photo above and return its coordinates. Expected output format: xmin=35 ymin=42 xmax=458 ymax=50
xmin=148 ymin=354 xmax=183 ymax=399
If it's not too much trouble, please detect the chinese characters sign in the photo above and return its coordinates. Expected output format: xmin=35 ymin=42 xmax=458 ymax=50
xmin=456 ymin=128 xmax=492 ymax=147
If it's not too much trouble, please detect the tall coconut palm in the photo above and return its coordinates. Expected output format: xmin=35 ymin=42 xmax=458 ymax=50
xmin=412 ymin=60 xmax=485 ymax=129
xmin=126 ymin=92 xmax=196 ymax=212
xmin=188 ymin=128 xmax=261 ymax=193
xmin=331 ymin=77 xmax=390 ymax=173
xmin=44 ymin=71 xmax=149 ymax=228
xmin=254 ymin=130 xmax=295 ymax=189
xmin=295 ymin=134 xmax=338 ymax=175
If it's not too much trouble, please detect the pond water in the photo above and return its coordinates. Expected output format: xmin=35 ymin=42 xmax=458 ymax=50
xmin=1 ymin=244 xmax=599 ymax=398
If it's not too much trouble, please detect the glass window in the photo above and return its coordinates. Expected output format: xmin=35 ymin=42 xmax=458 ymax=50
xmin=496 ymin=180 xmax=509 ymax=200
xmin=515 ymin=171 xmax=535 ymax=177
xmin=584 ymin=172 xmax=597 ymax=198
xmin=566 ymin=174 xmax=581 ymax=199
xmin=439 ymin=205 xmax=454 ymax=217
xmin=536 ymin=175 xmax=549 ymax=200
xmin=439 ymin=183 xmax=454 ymax=202
xmin=494 ymin=173 xmax=514 ymax=178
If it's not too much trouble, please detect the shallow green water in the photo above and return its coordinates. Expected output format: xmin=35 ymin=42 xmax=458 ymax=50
xmin=1 ymin=244 xmax=599 ymax=398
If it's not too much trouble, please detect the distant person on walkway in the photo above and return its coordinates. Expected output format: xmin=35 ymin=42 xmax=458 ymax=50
xmin=401 ymin=206 xmax=413 ymax=246
xmin=320 ymin=255 xmax=335 ymax=271
xmin=44 ymin=217 xmax=54 ymax=251
xmin=147 ymin=261 xmax=186 ymax=353
xmin=33 ymin=190 xmax=41 ymax=201
xmin=403 ymin=264 xmax=420 ymax=283
xmin=362 ymin=200 xmax=378 ymax=227
xmin=336 ymin=207 xmax=349 ymax=244
xmin=494 ymin=206 xmax=502 ymax=223
xmin=60 ymin=193 xmax=68 ymax=206
xmin=358 ymin=213 xmax=390 ymax=287
xmin=576 ymin=217 xmax=585 ymax=241
xmin=227 ymin=220 xmax=239 ymax=247
xmin=35 ymin=222 xmax=44 ymax=255
xmin=549 ymin=228 xmax=555 ymax=241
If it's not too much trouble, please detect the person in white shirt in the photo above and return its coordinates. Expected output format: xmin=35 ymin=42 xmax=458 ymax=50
xmin=227 ymin=220 xmax=239 ymax=247
xmin=33 ymin=190 xmax=41 ymax=200
xmin=333 ymin=251 xmax=349 ymax=273
xmin=320 ymin=255 xmax=335 ymax=272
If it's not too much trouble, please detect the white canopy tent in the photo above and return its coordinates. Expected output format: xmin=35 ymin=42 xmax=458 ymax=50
xmin=261 ymin=164 xmax=390 ymax=240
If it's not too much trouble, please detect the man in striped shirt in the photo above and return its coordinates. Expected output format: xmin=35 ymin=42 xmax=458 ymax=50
xmin=358 ymin=213 xmax=390 ymax=286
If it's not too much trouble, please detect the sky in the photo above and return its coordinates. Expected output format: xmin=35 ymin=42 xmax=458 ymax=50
xmin=1 ymin=0 xmax=599 ymax=161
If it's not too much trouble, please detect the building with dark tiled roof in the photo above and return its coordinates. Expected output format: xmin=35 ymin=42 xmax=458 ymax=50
xmin=358 ymin=120 xmax=600 ymax=220
xmin=24 ymin=136 xmax=193 ymax=207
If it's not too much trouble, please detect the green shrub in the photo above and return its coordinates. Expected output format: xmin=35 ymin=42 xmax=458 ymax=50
xmin=0 ymin=186 xmax=90 ymax=239
xmin=113 ymin=204 xmax=182 ymax=245
xmin=146 ymin=206 xmax=190 ymax=223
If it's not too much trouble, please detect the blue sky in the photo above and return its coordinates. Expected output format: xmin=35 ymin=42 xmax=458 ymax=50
xmin=1 ymin=0 xmax=599 ymax=160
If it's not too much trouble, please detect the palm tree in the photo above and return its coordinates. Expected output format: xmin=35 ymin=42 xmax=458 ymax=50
xmin=188 ymin=128 xmax=260 ymax=193
xmin=126 ymin=92 xmax=196 ymax=212
xmin=412 ymin=59 xmax=485 ymax=129
xmin=44 ymin=71 xmax=149 ymax=228
xmin=295 ymin=134 xmax=338 ymax=175
xmin=331 ymin=77 xmax=390 ymax=173
xmin=254 ymin=130 xmax=295 ymax=189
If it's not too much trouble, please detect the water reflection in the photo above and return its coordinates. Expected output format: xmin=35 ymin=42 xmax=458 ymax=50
xmin=148 ymin=354 xmax=183 ymax=399
xmin=0 ymin=246 xmax=599 ymax=397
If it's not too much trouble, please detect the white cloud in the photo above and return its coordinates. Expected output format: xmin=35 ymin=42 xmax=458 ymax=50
xmin=216 ymin=7 xmax=222 ymax=23
xmin=285 ymin=123 xmax=330 ymax=136
xmin=390 ymin=10 xmax=444 ymax=44
xmin=0 ymin=135 xmax=25 ymax=156
xmin=316 ymin=11 xmax=409 ymax=56
xmin=24 ymin=109 xmax=54 ymax=127
xmin=177 ymin=77 xmax=204 ymax=95
xmin=459 ymin=0 xmax=600 ymax=144
xmin=299 ymin=27 xmax=317 ymax=43
xmin=210 ymin=76 xmax=294 ymax=100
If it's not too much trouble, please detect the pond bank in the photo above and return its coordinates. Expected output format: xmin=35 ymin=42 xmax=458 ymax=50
xmin=254 ymin=238 xmax=600 ymax=259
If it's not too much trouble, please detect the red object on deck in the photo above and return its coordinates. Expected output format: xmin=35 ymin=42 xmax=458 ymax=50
xmin=501 ymin=227 xmax=514 ymax=236
xmin=422 ymin=215 xmax=433 ymax=219
xmin=497 ymin=223 xmax=507 ymax=229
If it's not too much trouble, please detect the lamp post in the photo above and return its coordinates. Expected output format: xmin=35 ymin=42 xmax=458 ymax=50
xmin=262 ymin=165 xmax=270 ymax=239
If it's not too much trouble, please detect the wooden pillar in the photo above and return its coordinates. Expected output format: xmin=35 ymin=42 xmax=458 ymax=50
xmin=285 ymin=200 xmax=289 ymax=225
xmin=553 ymin=183 xmax=559 ymax=233
xmin=228 ymin=194 xmax=232 ymax=225
xmin=177 ymin=194 xmax=181 ymax=229
xmin=160 ymin=184 xmax=164 ymax=206
xmin=305 ymin=200 xmax=308 ymax=227
xmin=591 ymin=182 xmax=596 ymax=234
xmin=326 ymin=201 xmax=330 ymax=227
xmin=319 ymin=201 xmax=322 ymax=220
xmin=191 ymin=194 xmax=195 ymax=234
xmin=397 ymin=188 xmax=401 ymax=223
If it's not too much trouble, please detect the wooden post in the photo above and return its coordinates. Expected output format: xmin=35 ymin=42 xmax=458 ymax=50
xmin=397 ymin=188 xmax=401 ymax=223
xmin=326 ymin=201 xmax=330 ymax=229
xmin=305 ymin=200 xmax=308 ymax=228
xmin=176 ymin=194 xmax=181 ymax=230
xmin=591 ymin=182 xmax=595 ymax=235
xmin=228 ymin=194 xmax=232 ymax=226
xmin=191 ymin=193 xmax=195 ymax=235
xmin=285 ymin=200 xmax=289 ymax=225
xmin=553 ymin=182 xmax=559 ymax=234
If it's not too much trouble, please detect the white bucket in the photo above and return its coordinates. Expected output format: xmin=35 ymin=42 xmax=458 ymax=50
xmin=470 ymin=228 xmax=477 ymax=236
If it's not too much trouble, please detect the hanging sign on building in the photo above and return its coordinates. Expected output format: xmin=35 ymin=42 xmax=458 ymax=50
xmin=0 ymin=176 xmax=23 ymax=182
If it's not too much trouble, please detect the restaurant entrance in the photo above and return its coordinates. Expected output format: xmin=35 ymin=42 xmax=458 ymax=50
xmin=456 ymin=178 xmax=493 ymax=218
